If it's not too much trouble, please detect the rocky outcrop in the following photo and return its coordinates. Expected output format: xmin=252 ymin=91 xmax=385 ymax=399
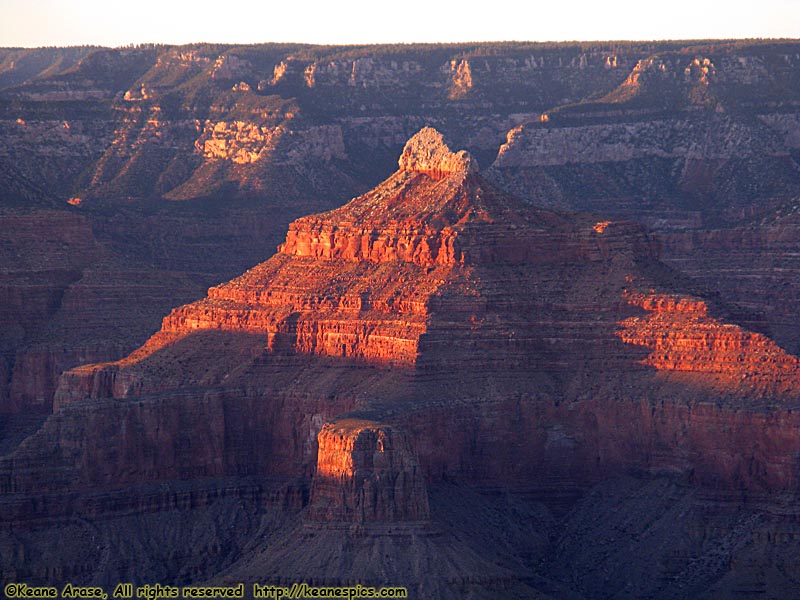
xmin=447 ymin=59 xmax=473 ymax=100
xmin=198 ymin=120 xmax=285 ymax=164
xmin=488 ymin=44 xmax=800 ymax=232
xmin=211 ymin=54 xmax=251 ymax=80
xmin=618 ymin=292 xmax=800 ymax=393
xmin=36 ymin=128 xmax=800 ymax=507
xmin=493 ymin=115 xmax=788 ymax=168
xmin=307 ymin=420 xmax=429 ymax=524
xmin=397 ymin=127 xmax=478 ymax=176
xmin=197 ymin=121 xmax=346 ymax=165
xmin=491 ymin=114 xmax=800 ymax=230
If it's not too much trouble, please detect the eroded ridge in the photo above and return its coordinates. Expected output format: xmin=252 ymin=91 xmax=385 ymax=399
xmin=618 ymin=291 xmax=800 ymax=397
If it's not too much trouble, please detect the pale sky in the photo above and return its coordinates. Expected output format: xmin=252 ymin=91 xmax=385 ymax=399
xmin=0 ymin=0 xmax=798 ymax=47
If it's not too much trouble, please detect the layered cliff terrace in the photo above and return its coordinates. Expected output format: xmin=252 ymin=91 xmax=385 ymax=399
xmin=618 ymin=291 xmax=800 ymax=398
xmin=55 ymin=128 xmax=800 ymax=411
xmin=65 ymin=128 xmax=649 ymax=381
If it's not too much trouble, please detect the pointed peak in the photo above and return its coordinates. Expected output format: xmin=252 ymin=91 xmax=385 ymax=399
xmin=398 ymin=127 xmax=478 ymax=176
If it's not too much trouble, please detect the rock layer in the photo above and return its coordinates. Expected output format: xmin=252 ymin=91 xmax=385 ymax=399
xmin=3 ymin=40 xmax=800 ymax=424
xmin=307 ymin=420 xmax=429 ymax=524
xmin=35 ymin=128 xmax=800 ymax=506
xmin=618 ymin=292 xmax=800 ymax=395
xmin=5 ymin=123 xmax=800 ymax=596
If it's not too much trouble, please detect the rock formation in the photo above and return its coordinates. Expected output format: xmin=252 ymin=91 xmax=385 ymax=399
xmin=618 ymin=292 xmax=800 ymax=394
xmin=3 ymin=40 xmax=800 ymax=598
xmin=396 ymin=126 xmax=478 ymax=176
xmin=20 ymin=129 xmax=800 ymax=491
xmin=4 ymin=127 xmax=800 ymax=596
xmin=307 ymin=420 xmax=430 ymax=524
xmin=3 ymin=41 xmax=799 ymax=417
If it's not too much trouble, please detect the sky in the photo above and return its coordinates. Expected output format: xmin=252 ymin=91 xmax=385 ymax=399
xmin=0 ymin=0 xmax=798 ymax=47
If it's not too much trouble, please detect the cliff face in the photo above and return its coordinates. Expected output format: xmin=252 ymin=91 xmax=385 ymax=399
xmin=7 ymin=129 xmax=799 ymax=514
xmin=656 ymin=210 xmax=800 ymax=357
xmin=0 ymin=210 xmax=100 ymax=413
xmin=3 ymin=40 xmax=800 ymax=418
xmin=494 ymin=116 xmax=788 ymax=168
xmin=307 ymin=420 xmax=430 ymax=524
xmin=4 ymin=41 xmax=800 ymax=597
xmin=618 ymin=292 xmax=800 ymax=393
xmin=490 ymin=112 xmax=800 ymax=228
xmin=487 ymin=45 xmax=800 ymax=235
xmin=15 ymin=41 xmax=794 ymax=207
xmin=0 ymin=42 xmax=645 ymax=204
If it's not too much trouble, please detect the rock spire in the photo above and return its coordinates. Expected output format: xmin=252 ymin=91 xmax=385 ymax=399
xmin=397 ymin=127 xmax=478 ymax=176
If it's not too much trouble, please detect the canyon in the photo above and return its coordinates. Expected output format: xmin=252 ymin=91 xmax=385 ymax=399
xmin=2 ymin=41 xmax=800 ymax=598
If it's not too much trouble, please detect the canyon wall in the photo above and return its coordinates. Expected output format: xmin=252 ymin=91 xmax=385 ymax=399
xmin=2 ymin=41 xmax=800 ymax=417
xmin=2 ymin=42 xmax=800 ymax=597
xmin=13 ymin=130 xmax=800 ymax=511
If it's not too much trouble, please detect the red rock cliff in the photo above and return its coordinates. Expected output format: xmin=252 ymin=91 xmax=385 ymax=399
xmin=618 ymin=292 xmax=800 ymax=397
xmin=306 ymin=419 xmax=430 ymax=524
xmin=10 ymin=128 xmax=800 ymax=523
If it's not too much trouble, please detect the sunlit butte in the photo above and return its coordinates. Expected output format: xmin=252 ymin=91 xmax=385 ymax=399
xmin=1 ymin=0 xmax=798 ymax=47
xmin=593 ymin=221 xmax=612 ymax=234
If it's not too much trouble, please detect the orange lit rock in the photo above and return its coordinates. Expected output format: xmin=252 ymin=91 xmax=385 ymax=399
xmin=448 ymin=59 xmax=473 ymax=100
xmin=56 ymin=127 xmax=654 ymax=389
xmin=196 ymin=120 xmax=346 ymax=165
xmin=396 ymin=127 xmax=478 ymax=177
xmin=307 ymin=419 xmax=429 ymax=524
xmin=593 ymin=220 xmax=611 ymax=233
xmin=11 ymin=127 xmax=800 ymax=535
xmin=211 ymin=54 xmax=250 ymax=80
xmin=617 ymin=291 xmax=800 ymax=396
